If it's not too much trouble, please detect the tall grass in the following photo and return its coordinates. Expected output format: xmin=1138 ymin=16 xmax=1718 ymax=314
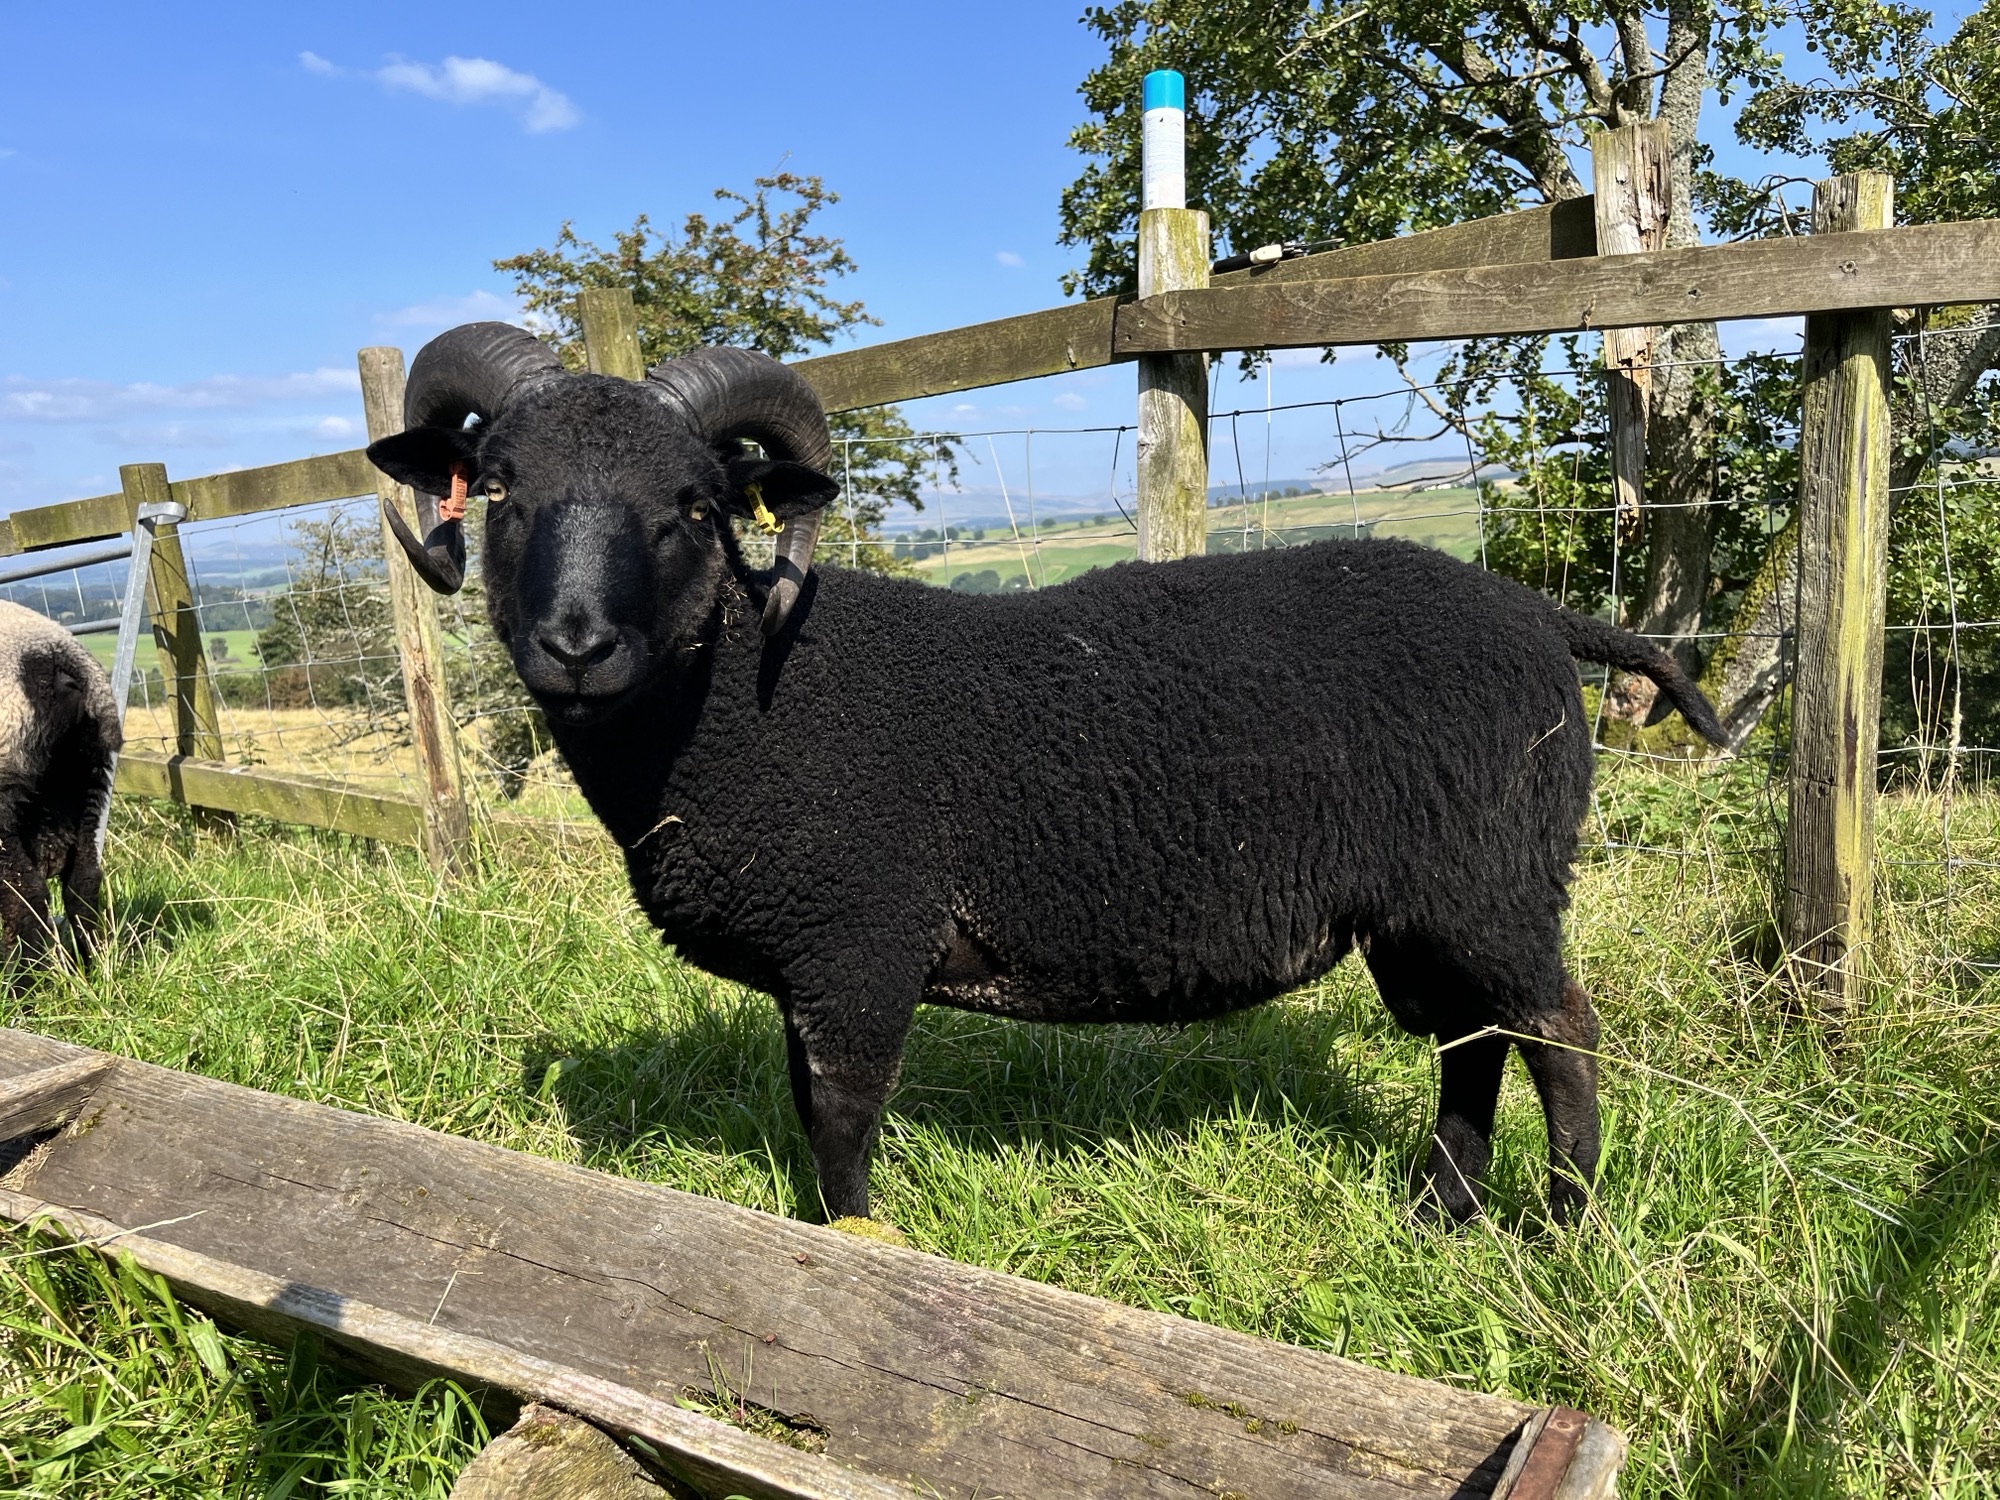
xmin=2 ymin=763 xmax=1996 ymax=1497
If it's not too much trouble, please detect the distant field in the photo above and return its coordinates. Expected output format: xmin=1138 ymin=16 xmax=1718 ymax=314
xmin=77 ymin=627 xmax=263 ymax=679
xmin=907 ymin=487 xmax=1482 ymax=591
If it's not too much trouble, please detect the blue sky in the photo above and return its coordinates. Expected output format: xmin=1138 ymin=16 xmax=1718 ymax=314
xmin=0 ymin=3 xmax=1939 ymax=520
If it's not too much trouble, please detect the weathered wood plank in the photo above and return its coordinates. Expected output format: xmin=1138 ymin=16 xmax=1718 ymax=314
xmin=581 ymin=288 xmax=648 ymax=381
xmin=1114 ymin=218 xmax=2000 ymax=353
xmin=172 ymin=449 xmax=380 ymax=523
xmin=113 ymin=752 xmax=424 ymax=847
xmin=0 ymin=1030 xmax=1627 ymax=1500
xmin=1136 ymin=208 xmax=1210 ymax=562
xmin=1784 ymin=174 xmax=1896 ymax=1009
xmin=1216 ymin=197 xmax=1597 ymax=292
xmin=0 ymin=451 xmax=379 ymax=559
xmin=0 ymin=1191 xmax=912 ymax=1500
xmin=120 ymin=465 xmax=229 ymax=828
xmin=0 ymin=1055 xmax=113 ymax=1145
xmin=791 ymin=200 xmax=1595 ymax=413
xmin=360 ymin=348 xmax=472 ymax=877
xmin=794 ymin=299 xmax=1125 ymax=414
xmin=1591 ymin=124 xmax=1670 ymax=542
xmin=449 ymin=1405 xmax=673 ymax=1500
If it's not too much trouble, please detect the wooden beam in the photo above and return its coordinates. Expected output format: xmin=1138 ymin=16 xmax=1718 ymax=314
xmin=1113 ymin=219 xmax=2000 ymax=353
xmin=579 ymin=288 xmax=646 ymax=380
xmin=113 ymin=752 xmax=424 ymax=847
xmin=360 ymin=347 xmax=472 ymax=878
xmin=0 ymin=450 xmax=379 ymax=559
xmin=791 ymin=199 xmax=1596 ymax=413
xmin=1135 ymin=207 xmax=1210 ymax=561
xmin=119 ymin=465 xmax=228 ymax=815
xmin=1591 ymin=124 xmax=1671 ymax=543
xmin=0 ymin=1031 xmax=1626 ymax=1500
xmin=449 ymin=1406 xmax=670 ymax=1500
xmin=1784 ymin=174 xmax=1896 ymax=1011
xmin=1215 ymin=195 xmax=1597 ymax=290
xmin=794 ymin=298 xmax=1124 ymax=414
xmin=172 ymin=450 xmax=380 ymax=523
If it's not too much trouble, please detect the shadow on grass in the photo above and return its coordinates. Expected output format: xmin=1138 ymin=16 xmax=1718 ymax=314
xmin=1702 ymin=1121 xmax=2000 ymax=1490
xmin=532 ymin=985 xmax=1410 ymax=1222
xmin=105 ymin=881 xmax=218 ymax=959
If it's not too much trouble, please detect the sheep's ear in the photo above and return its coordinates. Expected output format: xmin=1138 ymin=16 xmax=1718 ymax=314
xmin=722 ymin=457 xmax=838 ymax=526
xmin=367 ymin=428 xmax=480 ymax=498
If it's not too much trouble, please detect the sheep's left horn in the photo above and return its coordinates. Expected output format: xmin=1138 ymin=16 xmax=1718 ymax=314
xmin=644 ymin=348 xmax=832 ymax=636
xmin=390 ymin=322 xmax=566 ymax=595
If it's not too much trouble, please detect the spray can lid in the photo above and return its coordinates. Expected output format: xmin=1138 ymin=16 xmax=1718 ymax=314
xmin=1142 ymin=70 xmax=1184 ymax=111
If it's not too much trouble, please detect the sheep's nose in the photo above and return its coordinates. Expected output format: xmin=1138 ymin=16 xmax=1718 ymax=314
xmin=537 ymin=629 xmax=618 ymax=672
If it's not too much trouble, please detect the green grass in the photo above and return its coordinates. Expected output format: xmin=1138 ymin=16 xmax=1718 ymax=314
xmin=908 ymin=487 xmax=1484 ymax=590
xmin=74 ymin=630 xmax=263 ymax=680
xmin=2 ymin=760 xmax=1998 ymax=1496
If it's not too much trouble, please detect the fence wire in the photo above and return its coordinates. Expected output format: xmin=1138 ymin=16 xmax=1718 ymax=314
xmin=4 ymin=318 xmax=1994 ymax=977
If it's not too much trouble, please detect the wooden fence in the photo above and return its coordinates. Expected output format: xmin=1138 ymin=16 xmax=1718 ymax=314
xmin=8 ymin=147 xmax=1997 ymax=1002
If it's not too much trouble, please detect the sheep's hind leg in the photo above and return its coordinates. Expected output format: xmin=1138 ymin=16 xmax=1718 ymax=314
xmin=1516 ymin=977 xmax=1602 ymax=1224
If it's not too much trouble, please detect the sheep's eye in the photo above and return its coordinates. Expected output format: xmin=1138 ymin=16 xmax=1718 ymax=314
xmin=687 ymin=503 xmax=709 ymax=522
xmin=483 ymin=480 xmax=508 ymax=504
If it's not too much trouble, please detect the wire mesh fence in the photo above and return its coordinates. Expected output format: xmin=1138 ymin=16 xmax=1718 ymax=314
xmin=2 ymin=317 xmax=1994 ymax=976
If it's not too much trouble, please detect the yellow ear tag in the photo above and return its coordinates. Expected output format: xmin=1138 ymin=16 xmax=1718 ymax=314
xmin=745 ymin=481 xmax=783 ymax=536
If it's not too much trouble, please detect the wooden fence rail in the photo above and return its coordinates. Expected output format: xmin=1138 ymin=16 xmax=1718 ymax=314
xmin=7 ymin=187 xmax=1990 ymax=992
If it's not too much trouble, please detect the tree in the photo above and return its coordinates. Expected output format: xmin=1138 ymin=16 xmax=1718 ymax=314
xmin=1059 ymin=0 xmax=1999 ymax=753
xmin=496 ymin=173 xmax=952 ymax=575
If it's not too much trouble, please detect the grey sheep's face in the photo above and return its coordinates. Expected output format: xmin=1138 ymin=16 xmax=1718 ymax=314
xmin=370 ymin=378 xmax=835 ymax=728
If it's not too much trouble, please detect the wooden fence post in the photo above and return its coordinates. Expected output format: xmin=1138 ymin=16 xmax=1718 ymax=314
xmin=1590 ymin=123 xmax=1671 ymax=542
xmin=579 ymin=287 xmax=645 ymax=380
xmin=1136 ymin=208 xmax=1211 ymax=561
xmin=359 ymin=348 xmax=472 ymax=878
xmin=1784 ymin=172 xmax=1895 ymax=1010
xmin=118 ymin=463 xmax=233 ymax=832
xmin=118 ymin=464 xmax=225 ymax=767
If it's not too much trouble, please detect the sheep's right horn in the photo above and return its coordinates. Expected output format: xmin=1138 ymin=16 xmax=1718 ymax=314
xmin=644 ymin=347 xmax=833 ymax=636
xmin=387 ymin=323 xmax=565 ymax=594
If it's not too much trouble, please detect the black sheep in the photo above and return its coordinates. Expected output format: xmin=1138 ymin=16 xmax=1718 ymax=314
xmin=371 ymin=323 xmax=1725 ymax=1225
xmin=0 ymin=600 xmax=121 ymax=968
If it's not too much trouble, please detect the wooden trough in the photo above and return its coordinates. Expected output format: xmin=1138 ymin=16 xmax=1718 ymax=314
xmin=0 ymin=1030 xmax=1626 ymax=1498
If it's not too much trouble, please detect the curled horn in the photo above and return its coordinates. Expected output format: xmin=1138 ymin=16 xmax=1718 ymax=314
xmin=387 ymin=322 xmax=565 ymax=594
xmin=645 ymin=347 xmax=833 ymax=636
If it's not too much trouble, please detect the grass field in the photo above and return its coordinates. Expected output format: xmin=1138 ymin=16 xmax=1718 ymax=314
xmin=908 ymin=487 xmax=1483 ymax=590
xmin=1 ymin=752 xmax=1997 ymax=1496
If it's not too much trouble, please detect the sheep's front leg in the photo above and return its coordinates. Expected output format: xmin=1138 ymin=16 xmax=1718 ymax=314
xmin=781 ymin=974 xmax=919 ymax=1222
xmin=1419 ymin=1030 xmax=1509 ymax=1223
xmin=1517 ymin=977 xmax=1602 ymax=1224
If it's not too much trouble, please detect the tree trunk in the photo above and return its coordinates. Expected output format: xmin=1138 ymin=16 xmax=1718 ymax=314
xmin=1677 ymin=312 xmax=2000 ymax=752
xmin=1603 ymin=0 xmax=1720 ymax=730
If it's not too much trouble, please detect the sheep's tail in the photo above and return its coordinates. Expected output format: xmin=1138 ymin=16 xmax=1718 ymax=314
xmin=1556 ymin=609 xmax=1727 ymax=746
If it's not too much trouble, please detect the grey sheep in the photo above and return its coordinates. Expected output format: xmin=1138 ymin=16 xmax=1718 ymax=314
xmin=0 ymin=600 xmax=121 ymax=969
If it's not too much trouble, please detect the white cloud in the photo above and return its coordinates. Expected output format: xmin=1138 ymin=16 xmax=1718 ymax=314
xmin=0 ymin=368 xmax=358 ymax=424
xmin=375 ymin=55 xmax=579 ymax=133
xmin=951 ymin=403 xmax=978 ymax=415
xmin=1051 ymin=392 xmax=1087 ymax=412
xmin=374 ymin=288 xmax=526 ymax=333
xmin=315 ymin=415 xmax=358 ymax=438
xmin=298 ymin=50 xmax=338 ymax=76
xmin=995 ymin=251 xmax=1025 ymax=268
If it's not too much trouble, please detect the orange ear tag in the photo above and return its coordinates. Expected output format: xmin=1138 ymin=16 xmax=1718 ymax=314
xmin=438 ymin=462 xmax=471 ymax=523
